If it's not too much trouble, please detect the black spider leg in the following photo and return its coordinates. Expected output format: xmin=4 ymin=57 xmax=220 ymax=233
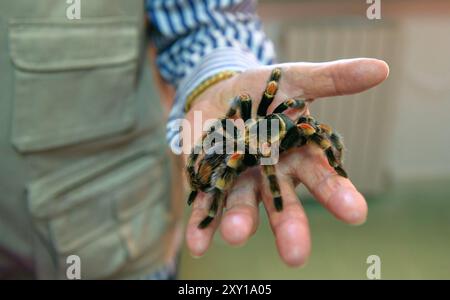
xmin=329 ymin=131 xmax=344 ymax=161
xmin=197 ymin=124 xmax=241 ymax=228
xmin=262 ymin=164 xmax=283 ymax=211
xmin=279 ymin=123 xmax=306 ymax=152
xmin=324 ymin=129 xmax=347 ymax=178
xmin=198 ymin=153 xmax=243 ymax=228
xmin=186 ymin=118 xmax=238 ymax=206
xmin=273 ymin=98 xmax=306 ymax=114
xmin=186 ymin=131 xmax=209 ymax=205
xmin=226 ymin=93 xmax=253 ymax=122
xmin=313 ymin=121 xmax=347 ymax=178
xmin=297 ymin=117 xmax=348 ymax=178
xmin=312 ymin=132 xmax=347 ymax=178
xmin=257 ymin=68 xmax=282 ymax=117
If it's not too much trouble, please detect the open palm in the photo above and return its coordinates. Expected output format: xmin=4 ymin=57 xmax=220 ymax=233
xmin=183 ymin=58 xmax=389 ymax=266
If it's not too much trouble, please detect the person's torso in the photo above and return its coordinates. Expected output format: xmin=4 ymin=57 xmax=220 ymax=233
xmin=0 ymin=0 xmax=178 ymax=279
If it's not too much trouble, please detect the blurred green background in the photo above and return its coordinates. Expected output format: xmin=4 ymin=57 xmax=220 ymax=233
xmin=179 ymin=178 xmax=450 ymax=279
xmin=179 ymin=0 xmax=450 ymax=279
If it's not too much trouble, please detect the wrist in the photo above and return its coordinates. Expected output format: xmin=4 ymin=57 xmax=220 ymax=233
xmin=167 ymin=48 xmax=263 ymax=150
xmin=176 ymin=47 xmax=262 ymax=113
xmin=184 ymin=70 xmax=240 ymax=113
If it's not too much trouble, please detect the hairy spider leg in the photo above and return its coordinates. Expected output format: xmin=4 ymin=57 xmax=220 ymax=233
xmin=198 ymin=153 xmax=244 ymax=228
xmin=198 ymin=188 xmax=225 ymax=229
xmin=257 ymin=68 xmax=282 ymax=117
xmin=297 ymin=121 xmax=348 ymax=178
xmin=187 ymin=118 xmax=238 ymax=206
xmin=279 ymin=123 xmax=306 ymax=151
xmin=313 ymin=132 xmax=348 ymax=178
xmin=226 ymin=93 xmax=253 ymax=122
xmin=327 ymin=130 xmax=347 ymax=178
xmin=329 ymin=131 xmax=344 ymax=158
xmin=186 ymin=130 xmax=211 ymax=205
xmin=273 ymin=98 xmax=306 ymax=114
xmin=262 ymin=164 xmax=283 ymax=211
xmin=270 ymin=66 xmax=282 ymax=81
xmin=315 ymin=122 xmax=347 ymax=177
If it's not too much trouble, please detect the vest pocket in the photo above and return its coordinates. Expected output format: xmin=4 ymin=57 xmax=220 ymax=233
xmin=27 ymin=146 xmax=170 ymax=279
xmin=8 ymin=18 xmax=140 ymax=152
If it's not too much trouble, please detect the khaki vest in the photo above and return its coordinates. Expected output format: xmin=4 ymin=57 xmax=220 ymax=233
xmin=0 ymin=0 xmax=178 ymax=279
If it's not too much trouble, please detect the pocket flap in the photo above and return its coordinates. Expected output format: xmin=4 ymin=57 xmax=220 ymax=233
xmin=27 ymin=145 xmax=167 ymax=254
xmin=9 ymin=17 xmax=139 ymax=71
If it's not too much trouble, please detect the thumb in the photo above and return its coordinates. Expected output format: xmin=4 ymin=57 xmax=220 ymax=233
xmin=279 ymin=58 xmax=389 ymax=99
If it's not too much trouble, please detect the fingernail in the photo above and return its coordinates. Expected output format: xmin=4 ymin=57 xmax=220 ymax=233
xmin=190 ymin=253 xmax=203 ymax=259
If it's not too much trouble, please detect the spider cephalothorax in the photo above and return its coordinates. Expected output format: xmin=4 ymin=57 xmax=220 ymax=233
xmin=186 ymin=68 xmax=347 ymax=228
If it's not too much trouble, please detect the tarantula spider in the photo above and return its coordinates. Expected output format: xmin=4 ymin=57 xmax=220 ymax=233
xmin=186 ymin=68 xmax=347 ymax=229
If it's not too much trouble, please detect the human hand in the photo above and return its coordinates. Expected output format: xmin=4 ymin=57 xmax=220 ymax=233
xmin=183 ymin=58 xmax=389 ymax=266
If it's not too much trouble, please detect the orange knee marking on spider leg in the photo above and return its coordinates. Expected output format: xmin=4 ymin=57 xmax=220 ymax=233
xmin=227 ymin=153 xmax=243 ymax=169
xmin=265 ymin=81 xmax=278 ymax=96
xmin=298 ymin=123 xmax=316 ymax=136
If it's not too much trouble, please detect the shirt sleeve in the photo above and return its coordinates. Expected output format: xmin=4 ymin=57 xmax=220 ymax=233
xmin=145 ymin=0 xmax=276 ymax=148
